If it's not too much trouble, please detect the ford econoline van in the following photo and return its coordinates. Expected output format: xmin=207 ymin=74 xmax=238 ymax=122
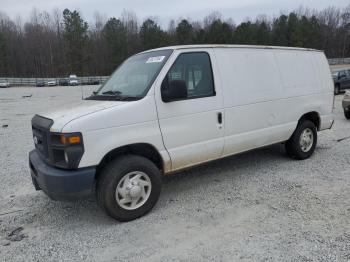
xmin=29 ymin=45 xmax=334 ymax=221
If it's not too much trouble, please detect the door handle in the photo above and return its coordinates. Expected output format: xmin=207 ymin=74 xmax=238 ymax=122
xmin=217 ymin=112 xmax=222 ymax=124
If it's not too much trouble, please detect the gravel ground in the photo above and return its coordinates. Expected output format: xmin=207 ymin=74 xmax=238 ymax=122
xmin=0 ymin=86 xmax=349 ymax=262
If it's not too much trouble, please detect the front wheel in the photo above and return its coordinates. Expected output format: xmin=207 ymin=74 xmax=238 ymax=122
xmin=285 ymin=120 xmax=317 ymax=160
xmin=97 ymin=155 xmax=162 ymax=222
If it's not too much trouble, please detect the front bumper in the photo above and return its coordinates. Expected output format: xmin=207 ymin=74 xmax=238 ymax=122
xmin=29 ymin=150 xmax=96 ymax=201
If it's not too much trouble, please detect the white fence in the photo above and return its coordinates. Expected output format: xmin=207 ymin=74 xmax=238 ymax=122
xmin=328 ymin=58 xmax=350 ymax=65
xmin=0 ymin=76 xmax=109 ymax=87
xmin=1 ymin=58 xmax=350 ymax=86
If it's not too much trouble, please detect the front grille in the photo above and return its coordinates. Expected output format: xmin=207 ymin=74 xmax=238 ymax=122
xmin=31 ymin=115 xmax=53 ymax=160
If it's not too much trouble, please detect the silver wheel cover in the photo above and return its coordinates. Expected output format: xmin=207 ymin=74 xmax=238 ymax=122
xmin=299 ymin=128 xmax=314 ymax=153
xmin=115 ymin=171 xmax=152 ymax=210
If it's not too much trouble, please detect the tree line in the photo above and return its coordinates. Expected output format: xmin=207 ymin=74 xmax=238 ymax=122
xmin=0 ymin=6 xmax=349 ymax=77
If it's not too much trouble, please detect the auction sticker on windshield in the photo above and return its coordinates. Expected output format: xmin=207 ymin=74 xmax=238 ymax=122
xmin=146 ymin=56 xmax=165 ymax=63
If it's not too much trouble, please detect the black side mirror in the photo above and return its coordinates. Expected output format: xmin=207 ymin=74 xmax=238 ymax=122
xmin=161 ymin=79 xmax=187 ymax=102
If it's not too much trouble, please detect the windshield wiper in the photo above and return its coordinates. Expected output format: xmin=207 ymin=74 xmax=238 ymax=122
xmin=114 ymin=95 xmax=143 ymax=101
xmin=102 ymin=90 xmax=123 ymax=95
xmin=100 ymin=90 xmax=142 ymax=101
xmin=85 ymin=93 xmax=142 ymax=101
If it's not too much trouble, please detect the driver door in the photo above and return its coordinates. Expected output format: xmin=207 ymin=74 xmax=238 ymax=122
xmin=154 ymin=49 xmax=224 ymax=171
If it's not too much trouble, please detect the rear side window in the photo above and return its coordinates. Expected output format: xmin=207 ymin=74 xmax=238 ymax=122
xmin=165 ymin=52 xmax=215 ymax=99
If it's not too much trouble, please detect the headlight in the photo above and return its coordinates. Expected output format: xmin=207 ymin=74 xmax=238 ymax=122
xmin=50 ymin=132 xmax=84 ymax=169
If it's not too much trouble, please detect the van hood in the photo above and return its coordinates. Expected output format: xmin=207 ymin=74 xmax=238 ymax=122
xmin=38 ymin=100 xmax=126 ymax=132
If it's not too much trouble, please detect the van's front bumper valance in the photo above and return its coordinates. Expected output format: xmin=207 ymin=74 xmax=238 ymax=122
xmin=29 ymin=150 xmax=96 ymax=201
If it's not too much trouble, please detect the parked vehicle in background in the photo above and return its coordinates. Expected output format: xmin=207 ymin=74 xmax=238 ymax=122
xmin=90 ymin=79 xmax=100 ymax=85
xmin=59 ymin=78 xmax=69 ymax=86
xmin=36 ymin=80 xmax=45 ymax=87
xmin=47 ymin=79 xmax=57 ymax=86
xmin=0 ymin=80 xmax=10 ymax=88
xmin=343 ymin=90 xmax=350 ymax=119
xmin=69 ymin=75 xmax=79 ymax=86
xmin=29 ymin=45 xmax=334 ymax=222
xmin=82 ymin=78 xmax=100 ymax=85
xmin=333 ymin=69 xmax=350 ymax=95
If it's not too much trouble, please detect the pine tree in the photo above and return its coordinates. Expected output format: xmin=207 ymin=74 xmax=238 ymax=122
xmin=272 ymin=15 xmax=288 ymax=46
xmin=176 ymin=20 xmax=194 ymax=44
xmin=62 ymin=9 xmax=88 ymax=75
xmin=103 ymin=18 xmax=127 ymax=70
xmin=205 ymin=20 xmax=233 ymax=44
xmin=0 ymin=32 xmax=7 ymax=76
xmin=139 ymin=19 xmax=165 ymax=50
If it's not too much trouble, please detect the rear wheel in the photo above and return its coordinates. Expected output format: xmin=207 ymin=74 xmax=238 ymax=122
xmin=285 ymin=120 xmax=317 ymax=160
xmin=97 ymin=155 xmax=162 ymax=222
xmin=345 ymin=110 xmax=350 ymax=119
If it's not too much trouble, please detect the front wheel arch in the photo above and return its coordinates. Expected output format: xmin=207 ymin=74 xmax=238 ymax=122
xmin=96 ymin=143 xmax=164 ymax=179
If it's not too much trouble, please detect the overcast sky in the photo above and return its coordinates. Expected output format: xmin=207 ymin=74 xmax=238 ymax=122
xmin=1 ymin=0 xmax=349 ymax=27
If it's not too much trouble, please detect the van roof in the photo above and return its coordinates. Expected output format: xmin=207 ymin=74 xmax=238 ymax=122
xmin=144 ymin=44 xmax=322 ymax=53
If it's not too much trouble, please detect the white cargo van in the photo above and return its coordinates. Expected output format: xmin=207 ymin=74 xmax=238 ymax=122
xmin=29 ymin=45 xmax=334 ymax=221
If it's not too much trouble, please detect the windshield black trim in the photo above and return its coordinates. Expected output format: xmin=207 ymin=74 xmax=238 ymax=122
xmin=86 ymin=49 xmax=174 ymax=101
xmin=85 ymin=95 xmax=143 ymax=101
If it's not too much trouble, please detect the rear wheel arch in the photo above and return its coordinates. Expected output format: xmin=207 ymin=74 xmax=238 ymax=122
xmin=298 ymin=111 xmax=320 ymax=131
xmin=96 ymin=143 xmax=164 ymax=178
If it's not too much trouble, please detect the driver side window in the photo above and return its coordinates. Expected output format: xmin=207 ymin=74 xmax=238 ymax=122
xmin=164 ymin=52 xmax=215 ymax=100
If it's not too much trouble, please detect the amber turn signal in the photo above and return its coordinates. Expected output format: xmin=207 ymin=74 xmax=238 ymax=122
xmin=60 ymin=135 xmax=81 ymax=144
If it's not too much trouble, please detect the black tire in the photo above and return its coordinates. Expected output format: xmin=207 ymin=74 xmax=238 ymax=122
xmin=97 ymin=155 xmax=162 ymax=222
xmin=285 ymin=120 xmax=317 ymax=160
xmin=345 ymin=110 xmax=350 ymax=119
xmin=334 ymin=85 xmax=340 ymax=95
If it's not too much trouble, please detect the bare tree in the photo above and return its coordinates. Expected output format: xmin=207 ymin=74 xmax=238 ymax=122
xmin=0 ymin=5 xmax=350 ymax=77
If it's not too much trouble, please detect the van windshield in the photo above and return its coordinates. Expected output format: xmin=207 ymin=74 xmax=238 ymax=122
xmin=88 ymin=49 xmax=172 ymax=101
